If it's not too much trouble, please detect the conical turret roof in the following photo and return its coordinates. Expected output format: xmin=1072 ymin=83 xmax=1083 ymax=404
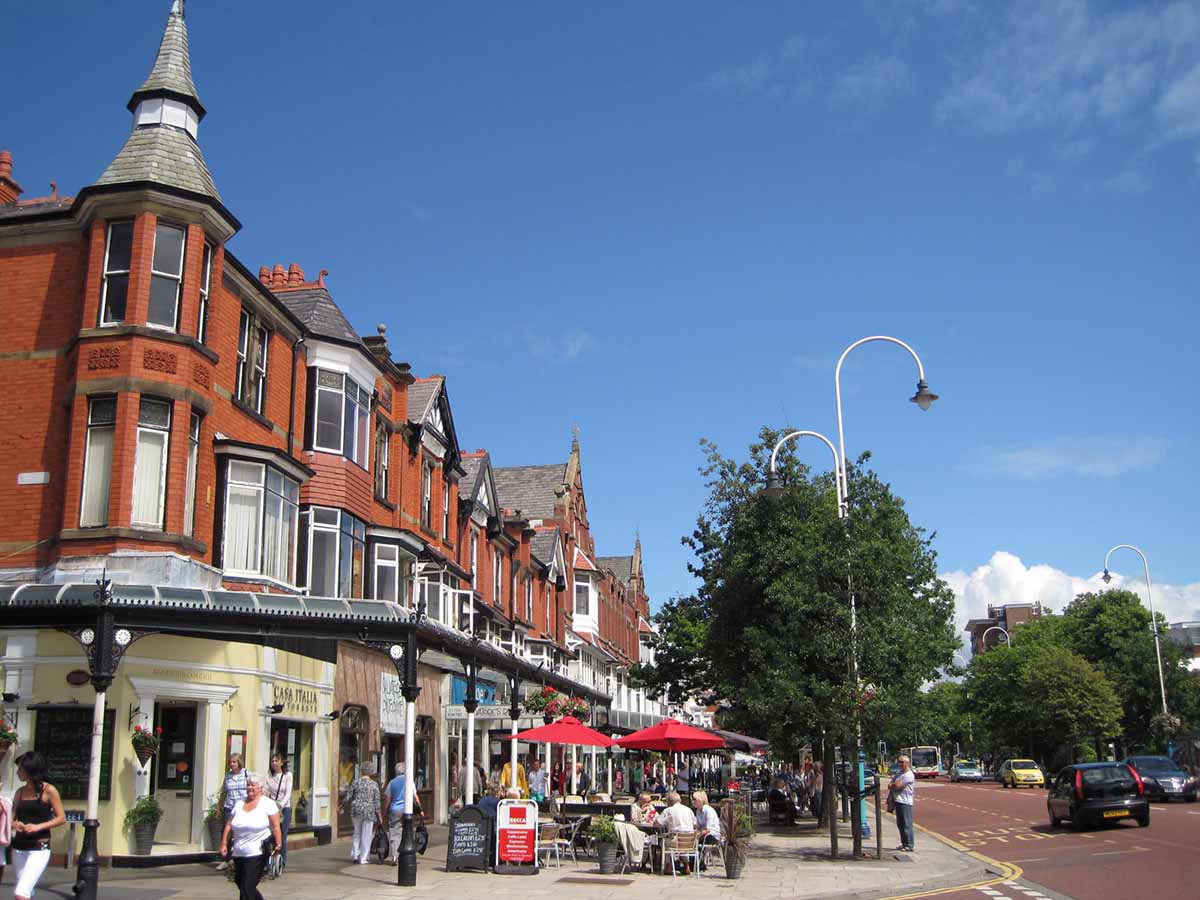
xmin=127 ymin=0 xmax=204 ymax=116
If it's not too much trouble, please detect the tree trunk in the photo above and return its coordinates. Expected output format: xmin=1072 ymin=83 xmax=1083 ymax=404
xmin=824 ymin=740 xmax=838 ymax=859
xmin=847 ymin=742 xmax=863 ymax=858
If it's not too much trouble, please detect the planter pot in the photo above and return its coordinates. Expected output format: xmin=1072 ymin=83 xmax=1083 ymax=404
xmin=131 ymin=821 xmax=158 ymax=855
xmin=596 ymin=842 xmax=619 ymax=874
xmin=543 ymin=714 xmax=554 ymax=726
xmin=207 ymin=817 xmax=225 ymax=851
xmin=134 ymin=745 xmax=156 ymax=767
xmin=724 ymin=850 xmax=746 ymax=879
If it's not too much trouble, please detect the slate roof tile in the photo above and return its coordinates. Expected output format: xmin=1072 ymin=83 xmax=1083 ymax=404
xmin=596 ymin=556 xmax=633 ymax=584
xmin=273 ymin=287 xmax=363 ymax=346
xmin=95 ymin=125 xmax=220 ymax=200
xmin=492 ymin=464 xmax=566 ymax=520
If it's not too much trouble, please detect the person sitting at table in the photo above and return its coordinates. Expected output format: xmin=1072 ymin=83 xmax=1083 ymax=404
xmin=651 ymin=774 xmax=667 ymax=795
xmin=768 ymin=778 xmax=798 ymax=825
xmin=633 ymin=792 xmax=658 ymax=825
xmin=656 ymin=791 xmax=696 ymax=834
xmin=691 ymin=790 xmax=722 ymax=872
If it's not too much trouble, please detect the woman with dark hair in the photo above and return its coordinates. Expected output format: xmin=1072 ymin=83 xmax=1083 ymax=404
xmin=265 ymin=754 xmax=292 ymax=872
xmin=10 ymin=751 xmax=66 ymax=900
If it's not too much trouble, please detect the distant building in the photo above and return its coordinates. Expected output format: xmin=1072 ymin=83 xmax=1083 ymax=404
xmin=964 ymin=602 xmax=1043 ymax=655
xmin=1167 ymin=623 xmax=1200 ymax=672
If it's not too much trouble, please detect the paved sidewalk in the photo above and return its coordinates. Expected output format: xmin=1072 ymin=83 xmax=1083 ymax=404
xmin=23 ymin=805 xmax=997 ymax=900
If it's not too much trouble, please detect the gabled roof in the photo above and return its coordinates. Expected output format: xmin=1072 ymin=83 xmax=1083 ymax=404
xmin=95 ymin=125 xmax=220 ymax=200
xmin=459 ymin=454 xmax=487 ymax=501
xmin=406 ymin=377 xmax=461 ymax=466
xmin=407 ymin=379 xmax=439 ymax=423
xmin=273 ymin=287 xmax=363 ymax=346
xmin=574 ymin=546 xmax=598 ymax=573
xmin=492 ymin=464 xmax=566 ymax=519
xmin=596 ymin=556 xmax=633 ymax=584
xmin=530 ymin=530 xmax=560 ymax=568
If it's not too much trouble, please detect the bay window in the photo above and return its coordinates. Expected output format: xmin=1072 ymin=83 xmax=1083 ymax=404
xmin=310 ymin=368 xmax=370 ymax=468
xmin=147 ymin=222 xmax=185 ymax=330
xmin=298 ymin=506 xmax=365 ymax=598
xmin=99 ymin=221 xmax=133 ymax=325
xmin=131 ymin=398 xmax=171 ymax=529
xmin=574 ymin=575 xmax=590 ymax=616
xmin=373 ymin=543 xmax=408 ymax=604
xmin=80 ymin=396 xmax=116 ymax=527
xmin=183 ymin=412 xmax=200 ymax=537
xmin=235 ymin=310 xmax=269 ymax=414
xmin=222 ymin=460 xmax=299 ymax=584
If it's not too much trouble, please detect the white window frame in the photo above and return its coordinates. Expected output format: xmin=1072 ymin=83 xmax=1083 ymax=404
xmin=442 ymin=479 xmax=450 ymax=538
xmin=131 ymin=397 xmax=171 ymax=529
xmin=197 ymin=242 xmax=212 ymax=344
xmin=222 ymin=460 xmax=300 ymax=586
xmin=420 ymin=460 xmax=433 ymax=529
xmin=79 ymin=396 xmax=116 ymax=527
xmin=545 ymin=584 xmax=552 ymax=634
xmin=374 ymin=421 xmax=390 ymax=500
xmin=525 ymin=579 xmax=533 ymax=623
xmin=373 ymin=543 xmax=400 ymax=603
xmin=493 ymin=551 xmax=502 ymax=606
xmin=99 ymin=221 xmax=133 ymax=326
xmin=147 ymin=221 xmax=186 ymax=331
xmin=574 ymin=575 xmax=590 ymax=616
xmin=471 ymin=531 xmax=479 ymax=586
xmin=302 ymin=505 xmax=365 ymax=598
xmin=183 ymin=411 xmax=200 ymax=537
xmin=236 ymin=309 xmax=269 ymax=414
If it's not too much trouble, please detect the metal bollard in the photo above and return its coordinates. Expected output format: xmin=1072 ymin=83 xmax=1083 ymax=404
xmin=874 ymin=775 xmax=883 ymax=859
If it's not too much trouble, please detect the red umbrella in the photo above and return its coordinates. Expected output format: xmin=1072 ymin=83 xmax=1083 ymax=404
xmin=616 ymin=718 xmax=726 ymax=753
xmin=507 ymin=715 xmax=614 ymax=748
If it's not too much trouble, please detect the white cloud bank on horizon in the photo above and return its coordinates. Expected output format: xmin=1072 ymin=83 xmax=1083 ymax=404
xmin=941 ymin=550 xmax=1200 ymax=656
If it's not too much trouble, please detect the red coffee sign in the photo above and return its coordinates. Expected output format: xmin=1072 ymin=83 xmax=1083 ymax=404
xmin=496 ymin=799 xmax=538 ymax=867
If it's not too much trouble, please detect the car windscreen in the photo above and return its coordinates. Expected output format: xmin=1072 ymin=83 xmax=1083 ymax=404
xmin=1130 ymin=757 xmax=1182 ymax=774
xmin=1081 ymin=765 xmax=1132 ymax=785
xmin=1011 ymin=760 xmax=1038 ymax=770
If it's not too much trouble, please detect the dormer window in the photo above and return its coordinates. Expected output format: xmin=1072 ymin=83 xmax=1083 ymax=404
xmin=99 ymin=221 xmax=133 ymax=325
xmin=147 ymin=222 xmax=186 ymax=330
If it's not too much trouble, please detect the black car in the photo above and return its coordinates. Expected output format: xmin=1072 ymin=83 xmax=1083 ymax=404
xmin=1123 ymin=756 xmax=1198 ymax=802
xmin=1047 ymin=762 xmax=1149 ymax=830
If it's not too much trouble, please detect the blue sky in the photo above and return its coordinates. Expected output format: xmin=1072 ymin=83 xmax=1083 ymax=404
xmin=6 ymin=1 xmax=1200 ymax=639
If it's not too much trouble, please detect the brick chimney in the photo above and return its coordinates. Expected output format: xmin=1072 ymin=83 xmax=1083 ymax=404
xmin=0 ymin=151 xmax=23 ymax=205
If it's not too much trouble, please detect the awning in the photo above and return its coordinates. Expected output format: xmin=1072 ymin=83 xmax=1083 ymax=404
xmin=708 ymin=729 xmax=770 ymax=752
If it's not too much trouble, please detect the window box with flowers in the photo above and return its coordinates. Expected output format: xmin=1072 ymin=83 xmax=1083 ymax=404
xmin=525 ymin=687 xmax=589 ymax=724
xmin=131 ymin=724 xmax=163 ymax=766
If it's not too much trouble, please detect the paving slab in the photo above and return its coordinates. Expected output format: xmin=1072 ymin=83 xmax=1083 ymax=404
xmin=19 ymin=805 xmax=996 ymax=900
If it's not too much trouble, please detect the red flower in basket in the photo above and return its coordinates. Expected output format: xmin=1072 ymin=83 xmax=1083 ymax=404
xmin=131 ymin=724 xmax=163 ymax=765
xmin=0 ymin=716 xmax=17 ymax=757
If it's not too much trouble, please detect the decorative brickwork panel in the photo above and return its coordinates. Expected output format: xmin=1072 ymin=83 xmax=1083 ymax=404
xmin=87 ymin=347 xmax=120 ymax=370
xmin=143 ymin=349 xmax=178 ymax=373
xmin=193 ymin=363 xmax=211 ymax=388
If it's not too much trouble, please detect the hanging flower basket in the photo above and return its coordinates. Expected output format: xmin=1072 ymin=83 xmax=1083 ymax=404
xmin=131 ymin=725 xmax=163 ymax=765
xmin=0 ymin=717 xmax=18 ymax=759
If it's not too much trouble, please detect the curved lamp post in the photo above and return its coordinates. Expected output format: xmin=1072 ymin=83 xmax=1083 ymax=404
xmin=1102 ymin=545 xmax=1169 ymax=718
xmin=981 ymin=625 xmax=1010 ymax=649
xmin=765 ymin=430 xmax=844 ymax=515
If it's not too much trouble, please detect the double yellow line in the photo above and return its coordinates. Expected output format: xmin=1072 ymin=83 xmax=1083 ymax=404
xmin=879 ymin=821 xmax=1023 ymax=899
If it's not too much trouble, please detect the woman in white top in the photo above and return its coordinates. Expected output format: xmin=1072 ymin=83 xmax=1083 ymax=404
xmin=219 ymin=773 xmax=282 ymax=900
xmin=691 ymin=790 xmax=722 ymax=871
xmin=266 ymin=754 xmax=293 ymax=870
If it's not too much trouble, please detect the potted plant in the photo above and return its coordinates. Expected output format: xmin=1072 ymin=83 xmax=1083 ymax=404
xmin=0 ymin=716 xmax=17 ymax=759
xmin=124 ymin=794 xmax=164 ymax=855
xmin=589 ymin=814 xmax=619 ymax=874
xmin=131 ymin=724 xmax=163 ymax=766
xmin=562 ymin=696 xmax=590 ymax=718
xmin=204 ymin=794 xmax=225 ymax=850
xmin=721 ymin=802 xmax=754 ymax=879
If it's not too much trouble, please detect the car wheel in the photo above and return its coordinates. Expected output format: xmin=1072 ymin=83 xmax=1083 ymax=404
xmin=1187 ymin=796 xmax=1197 ymax=804
xmin=1002 ymin=781 xmax=1010 ymax=789
xmin=1049 ymin=810 xmax=1061 ymax=828
xmin=1071 ymin=815 xmax=1086 ymax=832
xmin=1137 ymin=814 xmax=1149 ymax=828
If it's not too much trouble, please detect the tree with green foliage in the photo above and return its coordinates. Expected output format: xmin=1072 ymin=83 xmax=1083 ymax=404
xmin=633 ymin=428 xmax=957 ymax=854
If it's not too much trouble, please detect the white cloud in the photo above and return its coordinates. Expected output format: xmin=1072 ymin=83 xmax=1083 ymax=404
xmin=522 ymin=328 xmax=592 ymax=363
xmin=829 ymin=55 xmax=913 ymax=109
xmin=972 ymin=436 xmax=1168 ymax=479
xmin=937 ymin=0 xmax=1200 ymax=141
xmin=942 ymin=550 xmax=1200 ymax=656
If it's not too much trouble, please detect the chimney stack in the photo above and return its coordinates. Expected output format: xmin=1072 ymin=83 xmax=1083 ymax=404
xmin=287 ymin=263 xmax=305 ymax=285
xmin=271 ymin=264 xmax=286 ymax=287
xmin=258 ymin=266 xmax=271 ymax=285
xmin=0 ymin=151 xmax=23 ymax=205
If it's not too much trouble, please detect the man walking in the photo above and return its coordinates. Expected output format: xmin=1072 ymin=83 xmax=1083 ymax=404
xmin=890 ymin=754 xmax=916 ymax=852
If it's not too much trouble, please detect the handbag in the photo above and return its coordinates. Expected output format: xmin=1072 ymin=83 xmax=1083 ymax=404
xmin=885 ymin=793 xmax=896 ymax=814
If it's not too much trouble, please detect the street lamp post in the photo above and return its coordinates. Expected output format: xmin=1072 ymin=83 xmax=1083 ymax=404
xmin=832 ymin=336 xmax=937 ymax=855
xmin=981 ymin=626 xmax=1010 ymax=649
xmin=507 ymin=672 xmax=522 ymax=792
xmin=1102 ymin=545 xmax=1169 ymax=719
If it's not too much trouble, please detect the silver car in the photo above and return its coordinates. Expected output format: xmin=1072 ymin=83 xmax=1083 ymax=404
xmin=950 ymin=761 xmax=983 ymax=783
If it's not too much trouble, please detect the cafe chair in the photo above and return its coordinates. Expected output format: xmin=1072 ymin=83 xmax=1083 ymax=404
xmin=556 ymin=816 xmax=588 ymax=867
xmin=662 ymin=832 xmax=700 ymax=879
xmin=537 ymin=822 xmax=562 ymax=869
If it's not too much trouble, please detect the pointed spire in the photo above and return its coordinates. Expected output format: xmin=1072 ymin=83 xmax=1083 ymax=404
xmin=127 ymin=0 xmax=205 ymax=118
xmin=96 ymin=0 xmax=221 ymax=202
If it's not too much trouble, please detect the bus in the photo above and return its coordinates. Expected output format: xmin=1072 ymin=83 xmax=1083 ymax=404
xmin=902 ymin=746 xmax=942 ymax=779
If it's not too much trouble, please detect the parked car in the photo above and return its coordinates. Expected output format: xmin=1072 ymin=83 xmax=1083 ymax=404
xmin=950 ymin=760 xmax=984 ymax=783
xmin=1047 ymin=762 xmax=1149 ymax=829
xmin=1123 ymin=756 xmax=1198 ymax=802
xmin=993 ymin=759 xmax=1008 ymax=783
xmin=1000 ymin=759 xmax=1044 ymax=788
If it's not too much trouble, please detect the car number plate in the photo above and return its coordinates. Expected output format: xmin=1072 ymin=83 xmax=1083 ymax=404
xmin=1102 ymin=810 xmax=1130 ymax=818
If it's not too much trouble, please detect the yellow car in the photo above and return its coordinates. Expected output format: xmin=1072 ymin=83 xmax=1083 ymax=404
xmin=1001 ymin=759 xmax=1045 ymax=788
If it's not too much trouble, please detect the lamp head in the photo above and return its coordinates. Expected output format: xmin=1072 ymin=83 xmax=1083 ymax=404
xmin=911 ymin=379 xmax=938 ymax=411
xmin=764 ymin=471 xmax=784 ymax=503
xmin=1102 ymin=569 xmax=1112 ymax=585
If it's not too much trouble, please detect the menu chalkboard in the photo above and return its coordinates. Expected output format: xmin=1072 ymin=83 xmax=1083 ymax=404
xmin=33 ymin=707 xmax=116 ymax=802
xmin=446 ymin=806 xmax=492 ymax=872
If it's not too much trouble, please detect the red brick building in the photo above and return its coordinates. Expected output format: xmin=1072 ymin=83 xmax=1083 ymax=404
xmin=0 ymin=0 xmax=662 ymax=850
